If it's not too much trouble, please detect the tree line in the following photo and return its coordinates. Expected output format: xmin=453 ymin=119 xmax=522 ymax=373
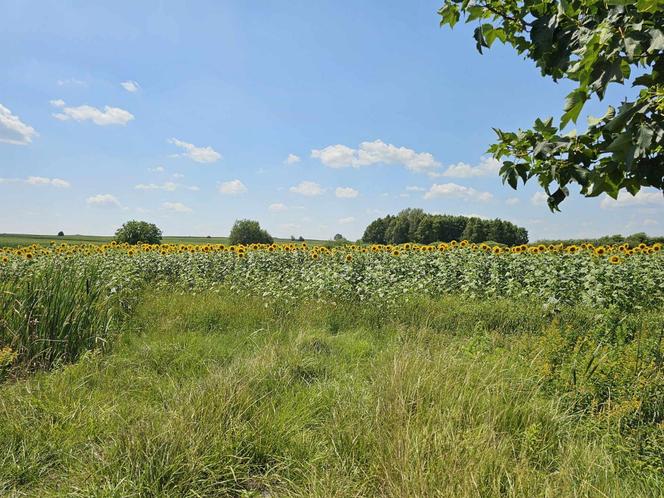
xmin=362 ymin=209 xmax=528 ymax=246
xmin=535 ymin=233 xmax=664 ymax=247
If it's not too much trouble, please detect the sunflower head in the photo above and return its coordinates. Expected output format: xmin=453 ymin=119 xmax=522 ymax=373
xmin=609 ymin=255 xmax=621 ymax=265
xmin=345 ymin=254 xmax=353 ymax=262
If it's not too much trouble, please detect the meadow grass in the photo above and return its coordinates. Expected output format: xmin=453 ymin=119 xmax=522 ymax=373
xmin=1 ymin=292 xmax=662 ymax=497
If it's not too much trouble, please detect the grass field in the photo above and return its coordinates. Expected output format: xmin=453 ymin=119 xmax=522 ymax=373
xmin=1 ymin=241 xmax=662 ymax=496
xmin=0 ymin=233 xmax=333 ymax=248
xmin=2 ymin=291 xmax=662 ymax=497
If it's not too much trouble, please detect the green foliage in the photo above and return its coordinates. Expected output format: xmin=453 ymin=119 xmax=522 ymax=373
xmin=439 ymin=0 xmax=664 ymax=209
xmin=228 ymin=219 xmax=274 ymax=245
xmin=0 ymin=260 xmax=128 ymax=375
xmin=1 ymin=291 xmax=662 ymax=495
xmin=363 ymin=208 xmax=528 ymax=245
xmin=114 ymin=220 xmax=162 ymax=245
xmin=537 ymin=231 xmax=664 ymax=246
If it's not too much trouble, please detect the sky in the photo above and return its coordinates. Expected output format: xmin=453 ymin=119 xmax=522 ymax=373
xmin=1 ymin=0 xmax=662 ymax=241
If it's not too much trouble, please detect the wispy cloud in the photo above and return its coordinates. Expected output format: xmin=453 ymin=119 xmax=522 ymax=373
xmin=134 ymin=182 xmax=199 ymax=192
xmin=51 ymin=100 xmax=134 ymax=126
xmin=0 ymin=104 xmax=38 ymax=145
xmin=120 ymin=80 xmax=140 ymax=93
xmin=0 ymin=176 xmax=69 ymax=187
xmin=168 ymin=138 xmax=221 ymax=163
xmin=218 ymin=179 xmax=247 ymax=195
xmin=600 ymin=190 xmax=664 ymax=209
xmin=268 ymin=203 xmax=288 ymax=212
xmin=162 ymin=201 xmax=193 ymax=213
xmin=438 ymin=156 xmax=501 ymax=178
xmin=86 ymin=194 xmax=121 ymax=208
xmin=424 ymin=183 xmax=493 ymax=202
xmin=335 ymin=187 xmax=359 ymax=198
xmin=290 ymin=181 xmax=324 ymax=196
xmin=284 ymin=153 xmax=301 ymax=165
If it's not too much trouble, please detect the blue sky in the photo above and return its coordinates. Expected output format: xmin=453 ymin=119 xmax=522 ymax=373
xmin=1 ymin=0 xmax=662 ymax=241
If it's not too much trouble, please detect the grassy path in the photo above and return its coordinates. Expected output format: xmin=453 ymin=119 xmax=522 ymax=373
xmin=1 ymin=293 xmax=661 ymax=497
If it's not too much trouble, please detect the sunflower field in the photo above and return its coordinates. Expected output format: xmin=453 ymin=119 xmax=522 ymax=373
xmin=1 ymin=239 xmax=664 ymax=492
xmin=2 ymin=239 xmax=663 ymax=309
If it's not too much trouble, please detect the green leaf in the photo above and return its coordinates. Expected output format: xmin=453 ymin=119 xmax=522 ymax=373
xmin=561 ymin=88 xmax=588 ymax=127
xmin=648 ymin=29 xmax=664 ymax=52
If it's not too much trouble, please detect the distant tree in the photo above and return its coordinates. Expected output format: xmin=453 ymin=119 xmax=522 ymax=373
xmin=333 ymin=233 xmax=345 ymax=241
xmin=114 ymin=220 xmax=162 ymax=245
xmin=362 ymin=209 xmax=528 ymax=245
xmin=362 ymin=217 xmax=389 ymax=244
xmin=298 ymin=236 xmax=305 ymax=242
xmin=229 ymin=219 xmax=273 ymax=245
xmin=290 ymin=235 xmax=296 ymax=241
xmin=57 ymin=231 xmax=64 ymax=237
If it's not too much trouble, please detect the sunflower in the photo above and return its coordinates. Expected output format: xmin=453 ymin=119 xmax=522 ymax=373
xmin=345 ymin=254 xmax=353 ymax=262
xmin=1 ymin=256 xmax=8 ymax=263
xmin=594 ymin=246 xmax=607 ymax=256
xmin=392 ymin=249 xmax=400 ymax=256
xmin=492 ymin=246 xmax=502 ymax=255
xmin=566 ymin=245 xmax=579 ymax=254
xmin=609 ymin=255 xmax=621 ymax=265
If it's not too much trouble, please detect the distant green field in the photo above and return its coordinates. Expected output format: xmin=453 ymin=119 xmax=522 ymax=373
xmin=0 ymin=233 xmax=332 ymax=248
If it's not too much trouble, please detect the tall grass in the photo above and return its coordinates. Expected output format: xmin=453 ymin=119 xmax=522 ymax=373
xmin=0 ymin=260 xmax=125 ymax=375
xmin=1 ymin=291 xmax=662 ymax=496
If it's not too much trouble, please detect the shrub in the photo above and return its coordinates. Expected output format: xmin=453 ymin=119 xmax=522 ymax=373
xmin=229 ymin=219 xmax=273 ymax=245
xmin=115 ymin=221 xmax=162 ymax=245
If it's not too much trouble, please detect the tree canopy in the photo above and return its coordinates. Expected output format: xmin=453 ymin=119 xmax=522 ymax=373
xmin=114 ymin=220 xmax=162 ymax=245
xmin=229 ymin=219 xmax=274 ymax=245
xmin=362 ymin=209 xmax=528 ymax=245
xmin=439 ymin=0 xmax=663 ymax=210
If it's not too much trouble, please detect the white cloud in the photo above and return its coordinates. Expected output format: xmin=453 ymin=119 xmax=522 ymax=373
xmin=148 ymin=165 xmax=165 ymax=173
xmin=424 ymin=183 xmax=493 ymax=202
xmin=290 ymin=181 xmax=324 ymax=196
xmin=284 ymin=153 xmax=301 ymax=165
xmin=441 ymin=156 xmax=501 ymax=178
xmin=531 ymin=192 xmax=548 ymax=206
xmin=168 ymin=138 xmax=221 ymax=163
xmin=268 ymin=203 xmax=288 ymax=212
xmin=162 ymin=201 xmax=193 ymax=213
xmin=120 ymin=80 xmax=140 ymax=93
xmin=86 ymin=194 xmax=121 ymax=208
xmin=0 ymin=104 xmax=38 ymax=145
xmin=406 ymin=186 xmax=426 ymax=192
xmin=335 ymin=187 xmax=359 ymax=198
xmin=172 ymin=173 xmax=184 ymax=179
xmin=218 ymin=179 xmax=247 ymax=195
xmin=311 ymin=139 xmax=440 ymax=173
xmin=0 ymin=176 xmax=70 ymax=187
xmin=506 ymin=197 xmax=520 ymax=206
xmin=338 ymin=216 xmax=355 ymax=225
xmin=600 ymin=190 xmax=664 ymax=209
xmin=57 ymin=78 xmax=86 ymax=87
xmin=51 ymin=100 xmax=134 ymax=126
xmin=26 ymin=176 xmax=70 ymax=187
xmin=134 ymin=182 xmax=178 ymax=191
xmin=643 ymin=218 xmax=658 ymax=226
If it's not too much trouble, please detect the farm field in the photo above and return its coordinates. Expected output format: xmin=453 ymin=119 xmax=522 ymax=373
xmin=0 ymin=233 xmax=333 ymax=248
xmin=1 ymin=240 xmax=663 ymax=496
